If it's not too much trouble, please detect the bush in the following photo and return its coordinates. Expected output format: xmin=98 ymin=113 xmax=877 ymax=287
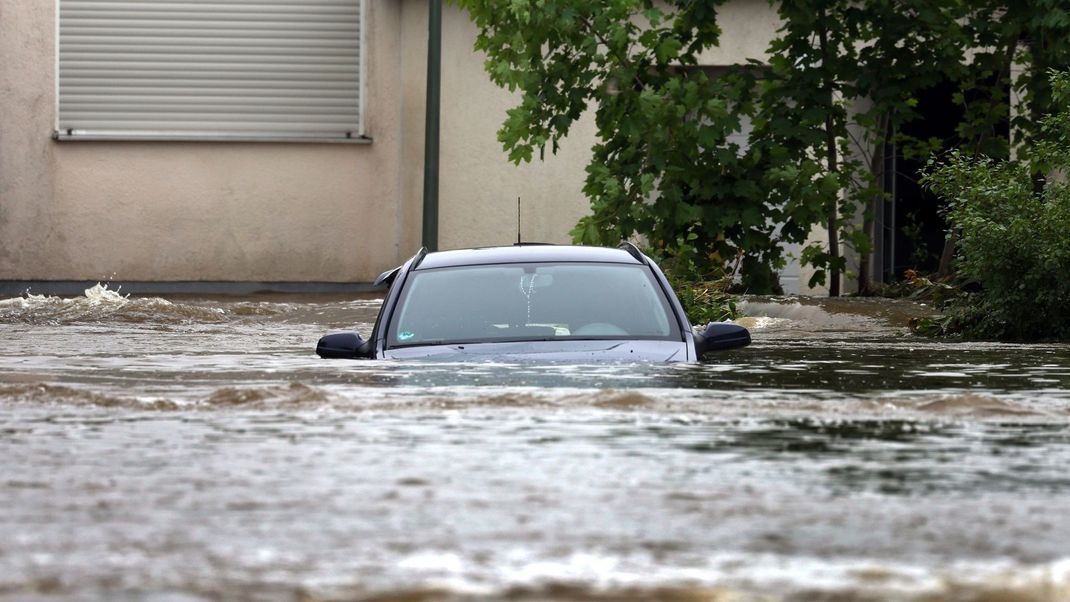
xmin=921 ymin=71 xmax=1070 ymax=340
xmin=655 ymin=241 xmax=741 ymax=325
xmin=667 ymin=271 xmax=739 ymax=326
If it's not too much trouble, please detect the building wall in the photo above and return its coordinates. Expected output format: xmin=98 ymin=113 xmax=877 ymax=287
xmin=408 ymin=0 xmax=800 ymax=255
xmin=397 ymin=1 xmax=598 ymax=253
xmin=1 ymin=0 xmax=407 ymax=283
xmin=1 ymin=0 xmax=817 ymax=290
xmin=697 ymin=0 xmax=780 ymax=65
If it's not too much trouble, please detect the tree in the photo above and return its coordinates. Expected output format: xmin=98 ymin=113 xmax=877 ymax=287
xmin=455 ymin=0 xmax=1070 ymax=295
xmin=922 ymin=70 xmax=1070 ymax=340
xmin=751 ymin=0 xmax=978 ymax=294
xmin=456 ymin=0 xmax=813 ymax=290
xmin=929 ymin=1 xmax=1070 ymax=276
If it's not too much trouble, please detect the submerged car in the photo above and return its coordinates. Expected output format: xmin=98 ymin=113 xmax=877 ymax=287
xmin=316 ymin=243 xmax=750 ymax=362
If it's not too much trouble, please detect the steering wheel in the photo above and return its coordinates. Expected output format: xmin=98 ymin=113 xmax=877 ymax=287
xmin=572 ymin=322 xmax=628 ymax=336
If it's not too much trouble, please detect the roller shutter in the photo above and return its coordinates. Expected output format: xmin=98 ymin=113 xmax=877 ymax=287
xmin=57 ymin=0 xmax=365 ymax=142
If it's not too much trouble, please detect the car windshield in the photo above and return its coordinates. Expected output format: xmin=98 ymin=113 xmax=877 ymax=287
xmin=387 ymin=262 xmax=680 ymax=347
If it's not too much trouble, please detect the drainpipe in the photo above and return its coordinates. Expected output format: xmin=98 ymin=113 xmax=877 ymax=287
xmin=421 ymin=0 xmax=442 ymax=251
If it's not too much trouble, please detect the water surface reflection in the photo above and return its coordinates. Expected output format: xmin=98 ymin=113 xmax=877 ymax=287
xmin=1 ymin=288 xmax=1069 ymax=600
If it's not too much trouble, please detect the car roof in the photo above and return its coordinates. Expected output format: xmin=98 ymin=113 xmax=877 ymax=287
xmin=416 ymin=244 xmax=643 ymax=270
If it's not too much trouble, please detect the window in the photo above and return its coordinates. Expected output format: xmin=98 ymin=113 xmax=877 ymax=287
xmin=388 ymin=263 xmax=681 ymax=347
xmin=57 ymin=0 xmax=365 ymax=142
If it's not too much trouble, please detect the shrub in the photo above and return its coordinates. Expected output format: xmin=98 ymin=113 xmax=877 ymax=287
xmin=655 ymin=239 xmax=741 ymax=325
xmin=921 ymin=71 xmax=1070 ymax=340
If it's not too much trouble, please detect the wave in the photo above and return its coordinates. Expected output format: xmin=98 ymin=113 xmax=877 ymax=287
xmin=4 ymin=565 xmax=1068 ymax=602
xmin=376 ymin=551 xmax=1070 ymax=601
xmin=0 ymin=284 xmax=228 ymax=325
xmin=912 ymin=392 xmax=1049 ymax=417
xmin=740 ymin=299 xmax=879 ymax=332
xmin=2 ymin=548 xmax=1066 ymax=601
xmin=204 ymin=382 xmax=328 ymax=407
xmin=0 ymin=284 xmax=370 ymax=325
xmin=0 ymin=382 xmax=326 ymax=411
xmin=733 ymin=315 xmax=792 ymax=331
xmin=2 ymin=381 xmax=1065 ymax=423
xmin=0 ymin=383 xmax=180 ymax=411
xmin=737 ymin=297 xmax=934 ymax=337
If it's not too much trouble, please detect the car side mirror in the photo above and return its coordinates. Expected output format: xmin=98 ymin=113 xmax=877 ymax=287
xmin=316 ymin=331 xmax=372 ymax=359
xmin=694 ymin=322 xmax=751 ymax=355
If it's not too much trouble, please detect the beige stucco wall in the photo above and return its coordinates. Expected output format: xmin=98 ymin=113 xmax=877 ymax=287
xmin=1 ymin=0 xmax=799 ymax=287
xmin=411 ymin=0 xmax=783 ymax=253
xmin=0 ymin=0 xmax=58 ymax=279
xmin=437 ymin=7 xmax=599 ymax=250
xmin=1 ymin=0 xmax=406 ymax=282
xmin=397 ymin=2 xmax=599 ymax=253
xmin=696 ymin=0 xmax=781 ymax=66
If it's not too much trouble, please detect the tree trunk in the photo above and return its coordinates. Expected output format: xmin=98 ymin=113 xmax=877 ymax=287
xmin=818 ymin=23 xmax=840 ymax=297
xmin=937 ymin=230 xmax=957 ymax=278
xmin=858 ymin=216 xmax=872 ymax=296
xmin=858 ymin=114 xmax=890 ymax=295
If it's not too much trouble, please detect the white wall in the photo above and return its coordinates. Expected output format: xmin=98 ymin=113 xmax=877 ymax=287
xmin=1 ymin=0 xmax=407 ymax=282
xmin=398 ymin=2 xmax=599 ymax=252
xmin=1 ymin=0 xmax=825 ymax=292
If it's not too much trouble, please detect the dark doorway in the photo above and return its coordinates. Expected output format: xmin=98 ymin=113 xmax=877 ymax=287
xmin=879 ymin=77 xmax=1008 ymax=281
xmin=886 ymin=82 xmax=959 ymax=278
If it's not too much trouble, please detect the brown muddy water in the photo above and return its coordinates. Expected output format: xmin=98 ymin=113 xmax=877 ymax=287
xmin=2 ymin=286 xmax=1070 ymax=601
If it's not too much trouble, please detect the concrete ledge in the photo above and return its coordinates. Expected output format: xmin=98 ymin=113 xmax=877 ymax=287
xmin=0 ymin=281 xmax=384 ymax=297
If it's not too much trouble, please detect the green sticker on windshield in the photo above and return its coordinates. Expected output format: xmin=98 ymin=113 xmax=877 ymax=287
xmin=398 ymin=331 xmax=415 ymax=341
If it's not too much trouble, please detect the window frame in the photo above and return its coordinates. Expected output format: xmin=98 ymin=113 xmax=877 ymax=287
xmin=53 ymin=0 xmax=369 ymax=144
xmin=384 ymin=262 xmax=685 ymax=349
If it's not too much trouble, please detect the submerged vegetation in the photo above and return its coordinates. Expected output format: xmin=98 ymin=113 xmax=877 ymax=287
xmin=667 ymin=271 xmax=739 ymax=327
xmin=657 ymin=242 xmax=741 ymax=326
xmin=918 ymin=71 xmax=1070 ymax=341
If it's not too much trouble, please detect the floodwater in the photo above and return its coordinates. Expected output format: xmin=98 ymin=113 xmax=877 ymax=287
xmin=1 ymin=286 xmax=1070 ymax=601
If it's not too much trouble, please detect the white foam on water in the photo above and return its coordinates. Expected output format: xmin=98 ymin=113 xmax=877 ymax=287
xmin=733 ymin=315 xmax=791 ymax=330
xmin=387 ymin=549 xmax=1070 ymax=600
xmin=0 ymin=284 xmax=237 ymax=325
xmin=81 ymin=283 xmax=134 ymax=305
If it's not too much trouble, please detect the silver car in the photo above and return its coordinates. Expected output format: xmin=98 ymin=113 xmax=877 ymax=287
xmin=316 ymin=243 xmax=750 ymax=362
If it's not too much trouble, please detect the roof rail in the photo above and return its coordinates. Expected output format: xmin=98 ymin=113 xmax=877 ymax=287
xmin=617 ymin=240 xmax=645 ymax=263
xmin=410 ymin=246 xmax=429 ymax=271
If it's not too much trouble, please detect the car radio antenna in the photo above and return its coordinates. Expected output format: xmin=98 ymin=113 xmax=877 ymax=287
xmin=517 ymin=196 xmax=522 ymax=245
